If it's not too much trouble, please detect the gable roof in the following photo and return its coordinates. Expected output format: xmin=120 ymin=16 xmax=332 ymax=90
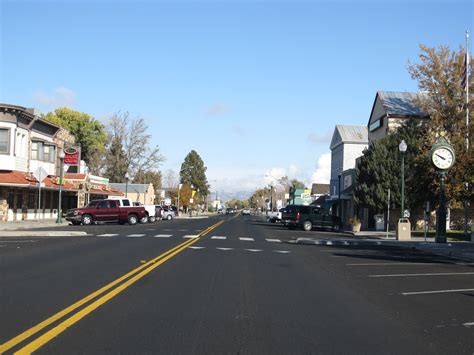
xmin=330 ymin=125 xmax=368 ymax=150
xmin=376 ymin=91 xmax=428 ymax=118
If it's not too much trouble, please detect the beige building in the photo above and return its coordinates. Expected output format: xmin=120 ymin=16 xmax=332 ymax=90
xmin=368 ymin=91 xmax=429 ymax=141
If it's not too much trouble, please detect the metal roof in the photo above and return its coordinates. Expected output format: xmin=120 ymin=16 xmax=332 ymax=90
xmin=378 ymin=91 xmax=428 ymax=117
xmin=109 ymin=183 xmax=151 ymax=194
xmin=330 ymin=125 xmax=368 ymax=149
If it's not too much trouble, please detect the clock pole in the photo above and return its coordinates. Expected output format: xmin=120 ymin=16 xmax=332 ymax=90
xmin=436 ymin=171 xmax=447 ymax=243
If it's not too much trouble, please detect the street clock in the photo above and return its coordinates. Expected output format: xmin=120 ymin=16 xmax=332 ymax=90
xmin=429 ymin=136 xmax=455 ymax=171
xmin=428 ymin=134 xmax=456 ymax=243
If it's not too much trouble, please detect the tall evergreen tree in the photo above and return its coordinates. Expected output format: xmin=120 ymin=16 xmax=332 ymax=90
xmin=180 ymin=150 xmax=209 ymax=196
xmin=104 ymin=136 xmax=128 ymax=182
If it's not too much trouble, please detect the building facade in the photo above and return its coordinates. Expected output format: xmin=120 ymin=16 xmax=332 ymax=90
xmin=109 ymin=183 xmax=155 ymax=205
xmin=0 ymin=103 xmax=78 ymax=221
xmin=328 ymin=125 xmax=368 ymax=226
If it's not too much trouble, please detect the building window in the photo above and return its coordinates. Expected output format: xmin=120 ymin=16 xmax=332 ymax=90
xmin=31 ymin=142 xmax=39 ymax=160
xmin=0 ymin=128 xmax=10 ymax=154
xmin=43 ymin=145 xmax=51 ymax=162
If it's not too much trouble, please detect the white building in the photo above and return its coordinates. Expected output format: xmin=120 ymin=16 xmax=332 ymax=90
xmin=328 ymin=125 xmax=368 ymax=225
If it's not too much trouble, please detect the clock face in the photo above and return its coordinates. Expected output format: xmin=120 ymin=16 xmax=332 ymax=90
xmin=432 ymin=147 xmax=454 ymax=170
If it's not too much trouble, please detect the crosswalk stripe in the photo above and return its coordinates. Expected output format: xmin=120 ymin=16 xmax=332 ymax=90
xmin=245 ymin=249 xmax=262 ymax=252
xmin=183 ymin=235 xmax=199 ymax=239
xmin=266 ymin=238 xmax=281 ymax=243
xmin=154 ymin=234 xmax=172 ymax=238
xmin=189 ymin=246 xmax=205 ymax=250
xmin=97 ymin=234 xmax=118 ymax=237
xmin=239 ymin=237 xmax=254 ymax=241
xmin=126 ymin=234 xmax=145 ymax=238
xmin=211 ymin=236 xmax=227 ymax=240
xmin=216 ymin=247 xmax=233 ymax=251
xmin=273 ymin=250 xmax=291 ymax=254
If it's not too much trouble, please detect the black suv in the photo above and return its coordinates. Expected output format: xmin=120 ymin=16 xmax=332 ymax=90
xmin=281 ymin=205 xmax=342 ymax=232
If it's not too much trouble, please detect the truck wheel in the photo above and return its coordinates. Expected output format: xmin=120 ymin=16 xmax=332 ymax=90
xmin=140 ymin=216 xmax=148 ymax=224
xmin=148 ymin=216 xmax=156 ymax=223
xmin=167 ymin=214 xmax=173 ymax=221
xmin=303 ymin=220 xmax=313 ymax=231
xmin=332 ymin=224 xmax=342 ymax=232
xmin=82 ymin=214 xmax=93 ymax=226
xmin=128 ymin=214 xmax=138 ymax=225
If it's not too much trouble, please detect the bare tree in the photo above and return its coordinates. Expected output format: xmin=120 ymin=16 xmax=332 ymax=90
xmin=104 ymin=112 xmax=165 ymax=180
xmin=163 ymin=169 xmax=179 ymax=189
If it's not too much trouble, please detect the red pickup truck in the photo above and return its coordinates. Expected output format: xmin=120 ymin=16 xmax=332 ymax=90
xmin=65 ymin=199 xmax=147 ymax=226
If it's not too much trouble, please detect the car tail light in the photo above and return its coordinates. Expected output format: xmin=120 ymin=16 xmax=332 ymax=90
xmin=296 ymin=212 xmax=300 ymax=221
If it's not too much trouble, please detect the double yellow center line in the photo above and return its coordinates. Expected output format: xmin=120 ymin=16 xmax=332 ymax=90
xmin=1 ymin=220 xmax=224 ymax=354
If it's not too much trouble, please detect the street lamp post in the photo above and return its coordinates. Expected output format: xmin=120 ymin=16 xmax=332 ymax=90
xmin=177 ymin=183 xmax=182 ymax=216
xmin=399 ymin=140 xmax=407 ymax=218
xmin=338 ymin=174 xmax=342 ymax=220
xmin=56 ymin=149 xmax=65 ymax=224
xmin=270 ymin=185 xmax=273 ymax=211
xmin=125 ymin=172 xmax=129 ymax=198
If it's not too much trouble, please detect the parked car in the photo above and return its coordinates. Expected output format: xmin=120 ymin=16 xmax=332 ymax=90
xmin=132 ymin=201 xmax=157 ymax=223
xmin=65 ymin=199 xmax=147 ymax=226
xmin=267 ymin=209 xmax=283 ymax=223
xmin=225 ymin=208 xmax=235 ymax=215
xmin=160 ymin=206 xmax=177 ymax=220
xmin=242 ymin=208 xmax=251 ymax=215
xmin=281 ymin=204 xmax=342 ymax=232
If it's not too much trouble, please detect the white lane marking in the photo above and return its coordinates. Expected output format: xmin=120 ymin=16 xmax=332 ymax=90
xmin=146 ymin=229 xmax=156 ymax=231
xmin=239 ymin=237 xmax=254 ymax=241
xmin=401 ymin=288 xmax=474 ymax=296
xmin=126 ymin=234 xmax=145 ymax=238
xmin=463 ymin=322 xmax=474 ymax=328
xmin=183 ymin=235 xmax=199 ymax=239
xmin=216 ymin=247 xmax=233 ymax=251
xmin=245 ymin=249 xmax=262 ymax=252
xmin=273 ymin=250 xmax=291 ymax=254
xmin=154 ymin=234 xmax=172 ymax=238
xmin=266 ymin=239 xmax=281 ymax=243
xmin=97 ymin=234 xmax=118 ymax=237
xmin=178 ymin=229 xmax=189 ymax=232
xmin=188 ymin=246 xmax=205 ymax=250
xmin=369 ymin=272 xmax=474 ymax=278
xmin=0 ymin=240 xmax=36 ymax=243
xmin=346 ymin=262 xmax=441 ymax=266
xmin=211 ymin=236 xmax=227 ymax=240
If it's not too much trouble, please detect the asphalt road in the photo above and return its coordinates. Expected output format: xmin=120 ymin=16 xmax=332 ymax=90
xmin=0 ymin=214 xmax=473 ymax=354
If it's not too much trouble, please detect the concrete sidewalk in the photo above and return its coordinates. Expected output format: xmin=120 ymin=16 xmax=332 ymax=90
xmin=290 ymin=236 xmax=474 ymax=263
xmin=0 ymin=219 xmax=70 ymax=231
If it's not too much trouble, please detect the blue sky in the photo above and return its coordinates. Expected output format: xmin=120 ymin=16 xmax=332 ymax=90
xmin=1 ymin=0 xmax=472 ymax=197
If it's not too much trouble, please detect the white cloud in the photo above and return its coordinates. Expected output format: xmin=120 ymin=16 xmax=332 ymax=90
xmin=309 ymin=153 xmax=331 ymax=184
xmin=205 ymin=102 xmax=229 ymax=116
xmin=32 ymin=87 xmax=76 ymax=108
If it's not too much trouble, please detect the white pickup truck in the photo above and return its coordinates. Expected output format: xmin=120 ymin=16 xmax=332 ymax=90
xmin=267 ymin=209 xmax=282 ymax=223
xmin=109 ymin=198 xmax=157 ymax=223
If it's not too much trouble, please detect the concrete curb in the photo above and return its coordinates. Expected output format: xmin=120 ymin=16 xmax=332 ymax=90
xmin=288 ymin=238 xmax=474 ymax=262
xmin=0 ymin=231 xmax=90 ymax=237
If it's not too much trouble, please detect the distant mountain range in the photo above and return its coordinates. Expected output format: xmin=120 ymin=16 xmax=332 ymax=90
xmin=210 ymin=190 xmax=253 ymax=202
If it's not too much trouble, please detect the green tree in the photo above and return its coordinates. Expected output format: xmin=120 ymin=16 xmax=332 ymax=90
xmin=290 ymin=179 xmax=306 ymax=189
xmin=407 ymin=44 xmax=473 ymax=205
xmin=104 ymin=136 xmax=128 ymax=182
xmin=43 ymin=107 xmax=106 ymax=174
xmin=180 ymin=150 xmax=209 ymax=196
xmin=354 ymin=120 xmax=431 ymax=213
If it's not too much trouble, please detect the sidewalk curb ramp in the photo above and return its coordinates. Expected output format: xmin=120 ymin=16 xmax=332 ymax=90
xmin=0 ymin=231 xmax=90 ymax=237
